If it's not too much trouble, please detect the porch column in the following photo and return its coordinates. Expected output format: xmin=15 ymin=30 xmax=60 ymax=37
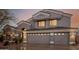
xmin=70 ymin=31 xmax=76 ymax=45
xmin=22 ymin=29 xmax=27 ymax=43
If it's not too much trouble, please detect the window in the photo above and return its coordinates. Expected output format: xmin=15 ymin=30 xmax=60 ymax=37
xmin=38 ymin=21 xmax=45 ymax=28
xmin=49 ymin=20 xmax=57 ymax=27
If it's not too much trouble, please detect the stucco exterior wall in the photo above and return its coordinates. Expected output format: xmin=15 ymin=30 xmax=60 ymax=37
xmin=30 ymin=11 xmax=71 ymax=29
xmin=57 ymin=16 xmax=71 ymax=27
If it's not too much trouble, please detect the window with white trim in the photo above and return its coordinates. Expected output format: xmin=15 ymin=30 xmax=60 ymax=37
xmin=38 ymin=21 xmax=45 ymax=28
xmin=49 ymin=20 xmax=57 ymax=27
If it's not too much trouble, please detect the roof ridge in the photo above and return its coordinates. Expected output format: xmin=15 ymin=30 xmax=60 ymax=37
xmin=41 ymin=9 xmax=72 ymax=16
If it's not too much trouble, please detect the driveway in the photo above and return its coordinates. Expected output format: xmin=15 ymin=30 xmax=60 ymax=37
xmin=0 ymin=43 xmax=79 ymax=50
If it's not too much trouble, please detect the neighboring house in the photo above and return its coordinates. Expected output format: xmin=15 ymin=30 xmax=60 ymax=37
xmin=3 ymin=25 xmax=20 ymax=40
xmin=17 ymin=9 xmax=77 ymax=45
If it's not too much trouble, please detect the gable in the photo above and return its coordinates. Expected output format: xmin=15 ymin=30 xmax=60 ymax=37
xmin=41 ymin=9 xmax=67 ymax=19
xmin=32 ymin=12 xmax=50 ymax=20
xmin=32 ymin=9 xmax=72 ymax=20
xmin=17 ymin=20 xmax=31 ymax=25
xmin=32 ymin=9 xmax=71 ymax=21
xmin=3 ymin=25 xmax=16 ymax=30
xmin=41 ymin=9 xmax=72 ymax=17
xmin=17 ymin=21 xmax=31 ymax=30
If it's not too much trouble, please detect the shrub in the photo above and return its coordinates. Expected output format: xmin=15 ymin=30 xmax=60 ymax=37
xmin=14 ymin=37 xmax=23 ymax=44
xmin=0 ymin=35 xmax=4 ymax=42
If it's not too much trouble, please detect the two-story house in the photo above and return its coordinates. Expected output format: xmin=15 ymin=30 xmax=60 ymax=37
xmin=17 ymin=9 xmax=76 ymax=45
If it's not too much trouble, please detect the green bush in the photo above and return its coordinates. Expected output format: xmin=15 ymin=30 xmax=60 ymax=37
xmin=0 ymin=35 xmax=4 ymax=42
xmin=14 ymin=37 xmax=23 ymax=44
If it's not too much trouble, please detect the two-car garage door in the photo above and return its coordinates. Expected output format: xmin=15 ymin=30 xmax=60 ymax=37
xmin=27 ymin=32 xmax=69 ymax=45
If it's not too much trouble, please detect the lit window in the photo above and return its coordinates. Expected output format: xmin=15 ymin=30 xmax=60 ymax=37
xmin=38 ymin=21 xmax=45 ymax=27
xmin=49 ymin=20 xmax=57 ymax=27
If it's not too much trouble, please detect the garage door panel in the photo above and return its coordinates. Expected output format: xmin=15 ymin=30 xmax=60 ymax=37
xmin=54 ymin=33 xmax=69 ymax=45
xmin=27 ymin=34 xmax=49 ymax=44
xmin=50 ymin=32 xmax=69 ymax=45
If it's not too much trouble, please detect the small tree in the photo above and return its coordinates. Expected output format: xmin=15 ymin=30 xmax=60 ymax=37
xmin=0 ymin=9 xmax=17 ymax=31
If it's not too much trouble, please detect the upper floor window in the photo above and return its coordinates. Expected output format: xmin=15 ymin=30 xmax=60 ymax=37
xmin=38 ymin=21 xmax=45 ymax=28
xmin=49 ymin=20 xmax=57 ymax=27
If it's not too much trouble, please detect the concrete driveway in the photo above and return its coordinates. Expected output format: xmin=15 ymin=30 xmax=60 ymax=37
xmin=0 ymin=43 xmax=79 ymax=50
